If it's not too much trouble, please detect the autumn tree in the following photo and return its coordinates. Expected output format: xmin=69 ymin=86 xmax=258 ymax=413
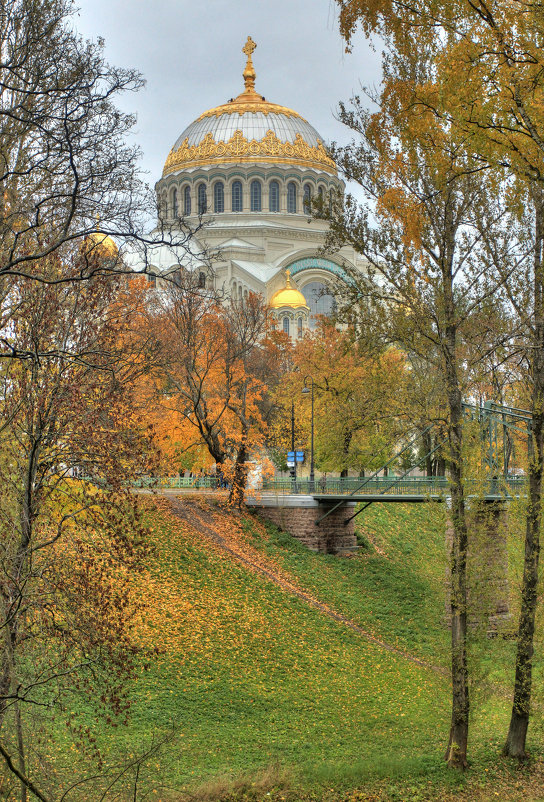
xmin=325 ymin=42 xmax=516 ymax=764
xmin=0 ymin=251 xmax=156 ymax=797
xmin=472 ymin=182 xmax=544 ymax=758
xmin=271 ymin=321 xmax=405 ymax=476
xmin=334 ymin=0 xmax=544 ymax=761
xmin=0 ymin=0 xmax=203 ymax=291
xmin=335 ymin=0 xmax=544 ymax=183
xmin=142 ymin=274 xmax=270 ymax=507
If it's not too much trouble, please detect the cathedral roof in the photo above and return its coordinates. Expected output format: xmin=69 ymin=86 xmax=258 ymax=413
xmin=163 ymin=37 xmax=336 ymax=178
xmin=83 ymin=230 xmax=119 ymax=259
xmin=269 ymin=269 xmax=309 ymax=310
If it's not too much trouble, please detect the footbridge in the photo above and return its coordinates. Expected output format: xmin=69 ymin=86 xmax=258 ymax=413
xmin=252 ymin=400 xmax=531 ymax=555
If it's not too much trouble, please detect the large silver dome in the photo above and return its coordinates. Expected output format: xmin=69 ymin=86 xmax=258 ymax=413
xmin=163 ymin=37 xmax=336 ymax=178
xmin=172 ymin=109 xmax=324 ymax=151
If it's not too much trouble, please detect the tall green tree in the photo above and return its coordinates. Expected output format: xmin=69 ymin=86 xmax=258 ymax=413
xmin=335 ymin=0 xmax=544 ymax=760
xmin=326 ymin=51 xmax=511 ymax=765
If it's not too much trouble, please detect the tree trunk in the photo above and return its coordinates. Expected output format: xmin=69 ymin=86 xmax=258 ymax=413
xmin=442 ymin=221 xmax=469 ymax=770
xmin=444 ymin=392 xmax=469 ymax=769
xmin=229 ymin=438 xmax=248 ymax=509
xmin=422 ymin=429 xmax=433 ymax=477
xmin=504 ymin=194 xmax=544 ymax=759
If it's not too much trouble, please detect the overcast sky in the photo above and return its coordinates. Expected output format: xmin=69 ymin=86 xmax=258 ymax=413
xmin=74 ymin=0 xmax=381 ymax=192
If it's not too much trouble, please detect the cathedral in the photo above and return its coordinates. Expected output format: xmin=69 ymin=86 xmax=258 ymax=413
xmin=141 ymin=37 xmax=366 ymax=336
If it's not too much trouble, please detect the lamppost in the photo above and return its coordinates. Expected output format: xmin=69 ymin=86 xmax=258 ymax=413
xmin=290 ymin=399 xmax=297 ymax=492
xmin=301 ymin=376 xmax=315 ymax=491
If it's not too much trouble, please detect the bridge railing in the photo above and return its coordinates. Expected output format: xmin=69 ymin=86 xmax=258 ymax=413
xmin=261 ymin=476 xmax=450 ymax=495
xmin=126 ymin=474 xmax=527 ymax=497
xmin=132 ymin=476 xmax=220 ymax=490
xmin=260 ymin=475 xmax=528 ymax=496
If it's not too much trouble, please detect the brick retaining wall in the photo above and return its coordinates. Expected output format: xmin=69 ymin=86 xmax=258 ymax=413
xmin=251 ymin=495 xmax=358 ymax=555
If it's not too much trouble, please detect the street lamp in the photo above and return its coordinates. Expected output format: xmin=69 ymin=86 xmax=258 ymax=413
xmin=301 ymin=376 xmax=315 ymax=490
xmin=290 ymin=399 xmax=297 ymax=492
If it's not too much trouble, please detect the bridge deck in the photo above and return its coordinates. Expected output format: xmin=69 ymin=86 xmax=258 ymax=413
xmin=312 ymin=493 xmax=443 ymax=503
xmin=311 ymin=493 xmax=512 ymax=503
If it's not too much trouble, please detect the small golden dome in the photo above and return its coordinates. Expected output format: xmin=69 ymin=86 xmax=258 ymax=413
xmin=269 ymin=270 xmax=309 ymax=310
xmin=84 ymin=231 xmax=119 ymax=259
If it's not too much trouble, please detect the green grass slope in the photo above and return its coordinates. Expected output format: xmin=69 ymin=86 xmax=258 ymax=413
xmin=35 ymin=497 xmax=544 ymax=801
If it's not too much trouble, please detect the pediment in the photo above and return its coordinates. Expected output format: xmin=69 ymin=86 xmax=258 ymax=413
xmin=218 ymin=237 xmax=259 ymax=250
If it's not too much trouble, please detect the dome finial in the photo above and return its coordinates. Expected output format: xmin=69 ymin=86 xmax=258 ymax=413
xmin=242 ymin=36 xmax=257 ymax=94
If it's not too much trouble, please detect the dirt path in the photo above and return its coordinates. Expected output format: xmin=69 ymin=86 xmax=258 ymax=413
xmin=167 ymin=495 xmax=446 ymax=675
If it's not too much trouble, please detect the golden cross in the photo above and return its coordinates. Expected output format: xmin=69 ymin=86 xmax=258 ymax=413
xmin=242 ymin=36 xmax=256 ymax=59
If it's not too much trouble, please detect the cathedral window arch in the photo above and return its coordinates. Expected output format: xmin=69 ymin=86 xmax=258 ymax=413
xmin=214 ymin=181 xmax=224 ymax=213
xmin=250 ymin=179 xmax=262 ymax=212
xmin=171 ymin=188 xmax=178 ymax=218
xmin=183 ymin=185 xmax=191 ymax=216
xmin=298 ymin=317 xmax=303 ymax=338
xmin=303 ymin=184 xmax=311 ymax=215
xmin=317 ymin=185 xmax=325 ymax=206
xmin=283 ymin=316 xmax=290 ymax=336
xmin=232 ymin=180 xmax=243 ymax=212
xmin=159 ymin=193 xmax=167 ymax=222
xmin=198 ymin=271 xmax=206 ymax=289
xmin=301 ymin=280 xmax=336 ymax=329
xmin=197 ymin=183 xmax=207 ymax=214
xmin=287 ymin=182 xmax=297 ymax=214
xmin=269 ymin=180 xmax=280 ymax=212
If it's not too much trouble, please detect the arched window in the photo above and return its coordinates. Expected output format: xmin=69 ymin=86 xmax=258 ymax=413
xmin=298 ymin=317 xmax=303 ymax=338
xmin=160 ymin=195 xmax=167 ymax=221
xmin=303 ymin=184 xmax=311 ymax=215
xmin=197 ymin=183 xmax=207 ymax=214
xmin=183 ymin=185 xmax=191 ymax=216
xmin=238 ymin=285 xmax=243 ymax=300
xmin=172 ymin=188 xmax=178 ymax=218
xmin=302 ymin=281 xmax=336 ymax=329
xmin=329 ymin=188 xmax=334 ymax=215
xmin=283 ymin=317 xmax=290 ymax=336
xmin=232 ymin=180 xmax=243 ymax=212
xmin=317 ymin=186 xmax=325 ymax=212
xmin=269 ymin=180 xmax=280 ymax=212
xmin=287 ymin=182 xmax=297 ymax=214
xmin=198 ymin=271 xmax=206 ymax=289
xmin=214 ymin=181 xmax=224 ymax=213
xmin=250 ymin=180 xmax=262 ymax=212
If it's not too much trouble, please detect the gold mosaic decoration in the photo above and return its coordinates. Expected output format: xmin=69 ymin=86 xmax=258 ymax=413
xmin=163 ymin=129 xmax=336 ymax=176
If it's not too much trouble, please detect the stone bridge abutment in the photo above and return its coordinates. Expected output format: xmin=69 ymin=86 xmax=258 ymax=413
xmin=250 ymin=494 xmax=358 ymax=555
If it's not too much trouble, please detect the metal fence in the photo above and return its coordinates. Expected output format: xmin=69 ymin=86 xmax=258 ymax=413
xmin=127 ymin=474 xmax=527 ymax=497
xmin=132 ymin=476 xmax=221 ymax=490
xmin=260 ymin=475 xmax=528 ymax=497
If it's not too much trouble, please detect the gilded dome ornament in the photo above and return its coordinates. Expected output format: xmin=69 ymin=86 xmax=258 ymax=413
xmin=241 ymin=36 xmax=258 ymax=97
xmin=83 ymin=216 xmax=119 ymax=259
xmin=270 ymin=270 xmax=310 ymax=310
xmin=163 ymin=128 xmax=336 ymax=175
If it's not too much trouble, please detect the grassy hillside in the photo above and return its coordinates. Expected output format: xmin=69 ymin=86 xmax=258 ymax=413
xmin=25 ymin=496 xmax=544 ymax=801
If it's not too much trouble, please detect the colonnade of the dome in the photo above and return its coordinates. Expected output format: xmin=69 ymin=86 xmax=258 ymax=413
xmin=158 ymin=168 xmax=341 ymax=220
